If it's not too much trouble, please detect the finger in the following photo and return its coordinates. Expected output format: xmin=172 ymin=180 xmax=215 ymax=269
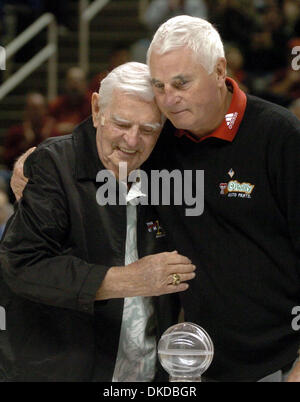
xmin=14 ymin=147 xmax=36 ymax=169
xmin=164 ymin=283 xmax=190 ymax=294
xmin=20 ymin=177 xmax=28 ymax=184
xmin=12 ymin=177 xmax=27 ymax=185
xmin=167 ymin=263 xmax=196 ymax=274
xmin=167 ymin=272 xmax=196 ymax=285
xmin=21 ymin=146 xmax=36 ymax=160
xmin=15 ymin=192 xmax=22 ymax=201
xmin=11 ymin=178 xmax=27 ymax=191
xmin=166 ymin=253 xmax=192 ymax=265
xmin=14 ymin=189 xmax=23 ymax=199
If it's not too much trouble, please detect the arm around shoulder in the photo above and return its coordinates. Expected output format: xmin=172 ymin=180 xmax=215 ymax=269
xmin=0 ymin=146 xmax=110 ymax=315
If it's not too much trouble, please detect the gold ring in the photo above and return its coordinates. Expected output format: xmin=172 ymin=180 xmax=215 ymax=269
xmin=172 ymin=273 xmax=181 ymax=286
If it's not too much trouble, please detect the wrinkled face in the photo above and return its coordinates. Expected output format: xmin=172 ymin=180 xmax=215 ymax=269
xmin=92 ymin=90 xmax=162 ymax=179
xmin=149 ymin=47 xmax=226 ymax=137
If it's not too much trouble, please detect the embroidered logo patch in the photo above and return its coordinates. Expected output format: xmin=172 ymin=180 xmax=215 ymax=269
xmin=219 ymin=179 xmax=255 ymax=199
xmin=146 ymin=220 xmax=166 ymax=238
xmin=228 ymin=168 xmax=235 ymax=178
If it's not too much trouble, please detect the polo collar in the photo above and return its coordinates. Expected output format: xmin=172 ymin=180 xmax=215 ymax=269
xmin=175 ymin=77 xmax=247 ymax=143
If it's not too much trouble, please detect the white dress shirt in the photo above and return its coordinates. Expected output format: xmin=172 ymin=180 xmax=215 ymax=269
xmin=112 ymin=178 xmax=156 ymax=382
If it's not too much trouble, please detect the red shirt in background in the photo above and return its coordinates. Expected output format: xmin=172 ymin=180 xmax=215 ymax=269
xmin=3 ymin=117 xmax=59 ymax=170
xmin=48 ymin=91 xmax=92 ymax=136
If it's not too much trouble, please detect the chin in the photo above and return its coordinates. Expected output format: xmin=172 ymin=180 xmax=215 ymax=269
xmin=168 ymin=116 xmax=191 ymax=130
xmin=174 ymin=122 xmax=193 ymax=131
xmin=168 ymin=118 xmax=182 ymax=129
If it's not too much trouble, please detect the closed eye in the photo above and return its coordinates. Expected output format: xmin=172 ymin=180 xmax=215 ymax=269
xmin=151 ymin=80 xmax=164 ymax=90
xmin=173 ymin=80 xmax=189 ymax=89
xmin=114 ymin=122 xmax=131 ymax=129
xmin=141 ymin=128 xmax=155 ymax=134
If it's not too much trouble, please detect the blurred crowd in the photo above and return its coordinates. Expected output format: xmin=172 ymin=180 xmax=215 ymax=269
xmin=0 ymin=65 xmax=92 ymax=233
xmin=135 ymin=0 xmax=300 ymax=108
xmin=2 ymin=66 xmax=93 ymax=170
xmin=0 ymin=43 xmax=131 ymax=231
xmin=209 ymin=0 xmax=300 ymax=108
xmin=0 ymin=0 xmax=300 ymax=235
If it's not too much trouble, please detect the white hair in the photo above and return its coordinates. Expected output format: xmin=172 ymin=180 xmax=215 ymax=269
xmin=147 ymin=15 xmax=225 ymax=74
xmin=99 ymin=62 xmax=155 ymax=109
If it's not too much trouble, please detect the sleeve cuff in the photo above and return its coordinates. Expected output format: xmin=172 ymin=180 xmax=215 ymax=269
xmin=77 ymin=264 xmax=111 ymax=315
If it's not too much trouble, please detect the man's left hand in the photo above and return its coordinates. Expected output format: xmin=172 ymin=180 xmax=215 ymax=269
xmin=11 ymin=147 xmax=36 ymax=201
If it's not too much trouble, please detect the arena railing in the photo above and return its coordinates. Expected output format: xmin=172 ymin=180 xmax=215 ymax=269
xmin=0 ymin=13 xmax=58 ymax=102
xmin=79 ymin=0 xmax=111 ymax=73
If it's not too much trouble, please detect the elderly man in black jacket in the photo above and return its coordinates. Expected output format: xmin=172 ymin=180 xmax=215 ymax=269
xmin=0 ymin=62 xmax=195 ymax=381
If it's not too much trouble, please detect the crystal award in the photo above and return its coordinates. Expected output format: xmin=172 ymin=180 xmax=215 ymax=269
xmin=158 ymin=322 xmax=214 ymax=382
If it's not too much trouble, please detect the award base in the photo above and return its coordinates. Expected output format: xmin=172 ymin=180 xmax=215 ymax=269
xmin=170 ymin=376 xmax=202 ymax=382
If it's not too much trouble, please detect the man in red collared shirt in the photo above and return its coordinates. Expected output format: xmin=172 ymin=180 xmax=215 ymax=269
xmin=147 ymin=15 xmax=300 ymax=382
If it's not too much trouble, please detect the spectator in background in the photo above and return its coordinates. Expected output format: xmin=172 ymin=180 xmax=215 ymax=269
xmin=212 ymin=0 xmax=256 ymax=57
xmin=3 ymin=92 xmax=58 ymax=170
xmin=245 ymin=2 xmax=290 ymax=94
xmin=142 ymin=0 xmax=208 ymax=31
xmin=225 ymin=43 xmax=250 ymax=93
xmin=49 ymin=67 xmax=91 ymax=136
xmin=283 ymin=0 xmax=300 ymax=39
xmin=211 ymin=0 xmax=296 ymax=100
xmin=132 ymin=0 xmax=208 ymax=63
xmin=89 ymin=43 xmax=131 ymax=94
xmin=267 ymin=39 xmax=300 ymax=106
xmin=254 ymin=2 xmax=288 ymax=69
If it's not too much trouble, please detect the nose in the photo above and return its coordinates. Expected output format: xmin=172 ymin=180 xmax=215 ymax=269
xmin=124 ymin=126 xmax=140 ymax=148
xmin=162 ymin=85 xmax=181 ymax=108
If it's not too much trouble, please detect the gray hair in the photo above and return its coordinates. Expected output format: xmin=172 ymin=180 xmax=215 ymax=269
xmin=147 ymin=15 xmax=225 ymax=74
xmin=99 ymin=62 xmax=155 ymax=109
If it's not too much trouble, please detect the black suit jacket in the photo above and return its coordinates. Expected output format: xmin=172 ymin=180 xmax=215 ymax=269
xmin=0 ymin=118 xmax=179 ymax=381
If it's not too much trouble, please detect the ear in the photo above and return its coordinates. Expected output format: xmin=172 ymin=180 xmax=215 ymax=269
xmin=215 ymin=57 xmax=227 ymax=87
xmin=91 ymin=92 xmax=101 ymax=128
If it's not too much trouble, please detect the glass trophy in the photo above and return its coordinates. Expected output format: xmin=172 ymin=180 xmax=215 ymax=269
xmin=158 ymin=322 xmax=214 ymax=382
